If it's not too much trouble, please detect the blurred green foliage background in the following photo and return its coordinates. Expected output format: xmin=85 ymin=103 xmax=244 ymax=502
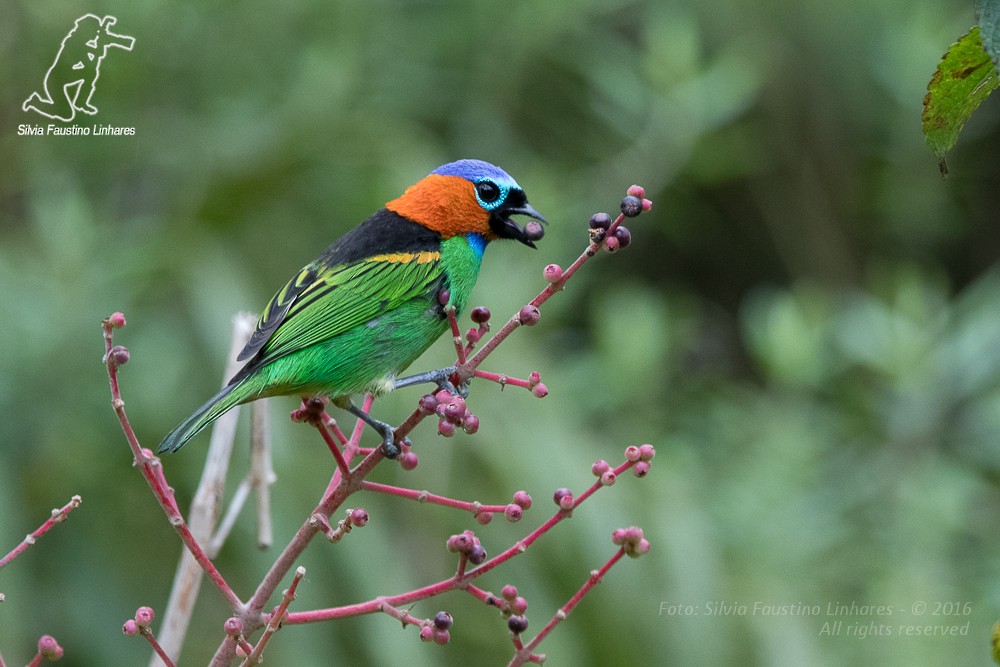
xmin=2 ymin=0 xmax=1000 ymax=664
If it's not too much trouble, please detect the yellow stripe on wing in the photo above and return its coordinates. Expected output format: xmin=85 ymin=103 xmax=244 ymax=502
xmin=368 ymin=251 xmax=440 ymax=264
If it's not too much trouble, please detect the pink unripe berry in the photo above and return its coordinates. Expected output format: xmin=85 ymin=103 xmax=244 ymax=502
xmin=447 ymin=532 xmax=474 ymax=553
xmin=611 ymin=528 xmax=627 ymax=546
xmin=434 ymin=628 xmax=451 ymax=645
xmin=628 ymin=538 xmax=652 ymax=558
xmin=420 ymin=625 xmax=435 ymax=642
xmin=591 ymin=460 xmax=611 ymax=477
xmin=603 ymin=235 xmax=620 ymax=253
xmin=626 ymin=184 xmax=646 ymax=198
xmin=639 ymin=444 xmax=656 ymax=461
xmin=504 ymin=503 xmax=523 ymax=522
xmin=632 ymin=461 xmax=650 ymax=477
xmin=508 ymin=615 xmax=529 ymax=635
xmin=600 ymin=470 xmax=617 ymax=487
xmin=471 ymin=306 xmax=491 ymax=324
xmin=224 ymin=617 xmax=243 ymax=637
xmin=443 ymin=399 xmax=466 ymax=421
xmin=108 ymin=312 xmax=127 ymax=329
xmin=38 ymin=635 xmax=63 ymax=659
xmin=438 ymin=420 xmax=456 ymax=437
xmin=624 ymin=445 xmax=641 ymax=462
xmin=512 ymin=490 xmax=532 ymax=509
xmin=399 ymin=451 xmax=419 ymax=470
xmin=475 ymin=510 xmax=494 ymax=525
xmin=350 ymin=508 xmax=369 ymax=527
xmin=418 ymin=394 xmax=437 ymax=415
xmin=531 ymin=382 xmax=548 ymax=398
xmin=465 ymin=327 xmax=481 ymax=343
xmin=123 ymin=620 xmax=140 ymax=637
xmin=435 ymin=389 xmax=453 ymax=403
xmin=519 ymin=305 xmax=541 ymax=326
xmin=135 ymin=606 xmax=155 ymax=628
xmin=543 ymin=263 xmax=563 ymax=283
xmin=501 ymin=584 xmax=519 ymax=601
xmin=528 ymin=371 xmax=541 ymax=387
xmin=511 ymin=596 xmax=528 ymax=615
xmin=462 ymin=414 xmax=480 ymax=434
xmin=524 ymin=220 xmax=545 ymax=242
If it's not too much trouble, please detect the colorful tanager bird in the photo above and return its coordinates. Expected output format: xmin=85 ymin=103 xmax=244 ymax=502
xmin=158 ymin=159 xmax=545 ymax=457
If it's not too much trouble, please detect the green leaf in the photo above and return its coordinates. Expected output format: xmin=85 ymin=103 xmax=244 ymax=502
xmin=922 ymin=27 xmax=1000 ymax=176
xmin=976 ymin=0 xmax=1000 ymax=65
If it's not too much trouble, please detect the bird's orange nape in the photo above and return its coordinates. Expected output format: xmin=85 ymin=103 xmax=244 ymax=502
xmin=385 ymin=174 xmax=493 ymax=240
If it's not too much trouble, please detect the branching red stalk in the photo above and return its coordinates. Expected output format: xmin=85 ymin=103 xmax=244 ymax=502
xmin=0 ymin=496 xmax=81 ymax=570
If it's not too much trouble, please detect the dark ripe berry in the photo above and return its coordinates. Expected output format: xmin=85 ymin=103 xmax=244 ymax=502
xmin=468 ymin=544 xmax=487 ymax=565
xmin=434 ymin=611 xmax=453 ymax=631
xmin=508 ymin=615 xmax=529 ymax=635
xmin=614 ymin=226 xmax=632 ymax=248
xmin=110 ymin=345 xmax=130 ymax=366
xmin=621 ymin=195 xmax=643 ymax=217
xmin=471 ymin=306 xmax=491 ymax=324
xmin=437 ymin=289 xmax=451 ymax=306
xmin=524 ymin=220 xmax=545 ymax=242
xmin=589 ymin=212 xmax=612 ymax=230
xmin=552 ymin=488 xmax=572 ymax=506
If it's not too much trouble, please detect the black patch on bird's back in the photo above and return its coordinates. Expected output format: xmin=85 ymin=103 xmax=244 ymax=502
xmin=317 ymin=208 xmax=442 ymax=265
xmin=230 ymin=208 xmax=443 ymax=379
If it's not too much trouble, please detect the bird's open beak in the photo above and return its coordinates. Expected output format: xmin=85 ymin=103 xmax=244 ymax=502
xmin=497 ymin=202 xmax=547 ymax=248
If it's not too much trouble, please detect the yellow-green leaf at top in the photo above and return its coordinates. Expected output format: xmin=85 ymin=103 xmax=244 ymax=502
xmin=922 ymin=27 xmax=1000 ymax=176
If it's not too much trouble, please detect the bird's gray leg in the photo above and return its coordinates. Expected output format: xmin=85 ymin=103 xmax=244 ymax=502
xmin=332 ymin=397 xmax=403 ymax=458
xmin=392 ymin=365 xmax=467 ymax=397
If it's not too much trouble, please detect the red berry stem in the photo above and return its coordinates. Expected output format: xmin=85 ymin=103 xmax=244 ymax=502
xmin=0 ymin=496 xmax=81 ymax=571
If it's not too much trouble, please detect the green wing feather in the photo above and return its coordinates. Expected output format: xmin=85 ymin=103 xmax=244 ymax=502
xmin=232 ymin=253 xmax=444 ymax=383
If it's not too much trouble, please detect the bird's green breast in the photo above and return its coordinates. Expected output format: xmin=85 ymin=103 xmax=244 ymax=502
xmin=439 ymin=234 xmax=484 ymax=314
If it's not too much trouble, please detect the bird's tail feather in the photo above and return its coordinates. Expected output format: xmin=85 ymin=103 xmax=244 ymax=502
xmin=157 ymin=382 xmax=242 ymax=454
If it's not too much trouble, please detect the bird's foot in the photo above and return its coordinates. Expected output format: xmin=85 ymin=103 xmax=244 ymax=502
xmin=335 ymin=397 xmax=403 ymax=459
xmin=393 ymin=366 xmax=468 ymax=397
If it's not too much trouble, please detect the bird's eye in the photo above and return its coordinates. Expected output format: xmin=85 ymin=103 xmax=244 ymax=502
xmin=476 ymin=180 xmax=502 ymax=204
